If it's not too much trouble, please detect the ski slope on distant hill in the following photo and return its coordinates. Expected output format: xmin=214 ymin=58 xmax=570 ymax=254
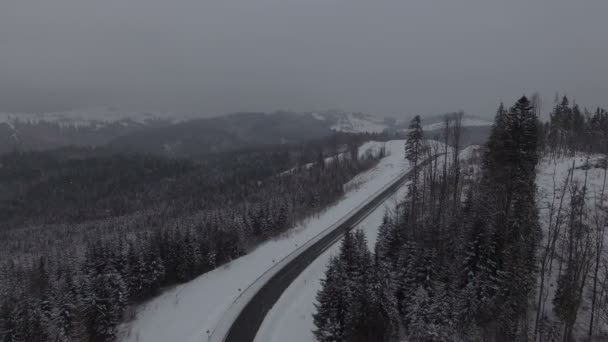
xmin=311 ymin=111 xmax=388 ymax=133
xmin=330 ymin=114 xmax=388 ymax=133
xmin=118 ymin=140 xmax=409 ymax=342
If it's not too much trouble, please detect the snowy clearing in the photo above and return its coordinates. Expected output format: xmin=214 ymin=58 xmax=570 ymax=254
xmin=534 ymin=154 xmax=608 ymax=339
xmin=118 ymin=140 xmax=409 ymax=342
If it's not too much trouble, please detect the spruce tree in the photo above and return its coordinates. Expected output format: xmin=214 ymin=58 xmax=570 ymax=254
xmin=313 ymin=255 xmax=348 ymax=342
xmin=405 ymin=115 xmax=424 ymax=229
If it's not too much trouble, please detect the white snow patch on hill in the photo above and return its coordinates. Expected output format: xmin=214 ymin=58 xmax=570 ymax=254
xmin=311 ymin=112 xmax=326 ymax=121
xmin=459 ymin=145 xmax=483 ymax=161
xmin=118 ymin=140 xmax=409 ymax=342
xmin=329 ymin=112 xmax=388 ymax=133
xmin=280 ymin=141 xmax=387 ymax=176
xmin=422 ymin=117 xmax=492 ymax=131
xmin=0 ymin=107 xmax=190 ymax=128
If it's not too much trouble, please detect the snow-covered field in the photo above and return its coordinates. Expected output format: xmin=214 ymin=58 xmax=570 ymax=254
xmin=534 ymin=154 xmax=608 ymax=339
xmin=118 ymin=140 xmax=409 ymax=342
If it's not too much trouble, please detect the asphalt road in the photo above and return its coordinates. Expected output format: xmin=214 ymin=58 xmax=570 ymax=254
xmin=223 ymin=158 xmax=435 ymax=342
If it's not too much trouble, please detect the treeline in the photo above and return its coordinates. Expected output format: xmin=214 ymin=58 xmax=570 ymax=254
xmin=0 ymin=135 xmax=384 ymax=342
xmin=543 ymin=95 xmax=608 ymax=156
xmin=314 ymin=96 xmax=541 ymax=341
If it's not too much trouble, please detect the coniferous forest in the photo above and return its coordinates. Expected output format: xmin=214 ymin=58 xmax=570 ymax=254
xmin=0 ymin=133 xmax=385 ymax=342
xmin=1 ymin=95 xmax=608 ymax=342
xmin=313 ymin=96 xmax=608 ymax=342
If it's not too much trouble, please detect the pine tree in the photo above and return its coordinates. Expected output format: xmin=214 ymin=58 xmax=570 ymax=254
xmin=0 ymin=296 xmax=20 ymax=342
xmin=53 ymin=272 xmax=80 ymax=342
xmin=344 ymin=230 xmax=373 ymax=341
xmin=313 ymin=255 xmax=349 ymax=342
xmin=458 ymin=96 xmax=539 ymax=339
xmin=458 ymin=210 xmax=499 ymax=327
xmin=84 ymin=266 xmax=127 ymax=342
xmin=374 ymin=212 xmax=394 ymax=265
xmin=406 ymin=115 xmax=425 ymax=228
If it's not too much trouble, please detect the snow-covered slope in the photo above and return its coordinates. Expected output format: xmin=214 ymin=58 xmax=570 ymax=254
xmin=310 ymin=111 xmax=389 ymax=133
xmin=118 ymin=140 xmax=409 ymax=342
xmin=534 ymin=155 xmax=608 ymax=339
xmin=280 ymin=141 xmax=387 ymax=176
xmin=0 ymin=107 xmax=189 ymax=128
xmin=0 ymin=107 xmax=192 ymax=153
xmin=422 ymin=117 xmax=492 ymax=131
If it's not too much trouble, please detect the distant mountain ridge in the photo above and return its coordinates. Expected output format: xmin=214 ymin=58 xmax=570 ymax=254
xmin=0 ymin=108 xmax=393 ymax=155
xmin=0 ymin=106 xmax=189 ymax=127
xmin=0 ymin=108 xmax=493 ymax=156
xmin=418 ymin=113 xmax=493 ymax=131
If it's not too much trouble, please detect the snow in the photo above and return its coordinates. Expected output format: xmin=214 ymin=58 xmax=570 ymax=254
xmin=118 ymin=140 xmax=410 ymax=342
xmin=255 ymin=179 xmax=409 ymax=342
xmin=280 ymin=141 xmax=387 ymax=176
xmin=534 ymin=154 xmax=608 ymax=339
xmin=311 ymin=112 xmax=326 ymax=121
xmin=458 ymin=145 xmax=482 ymax=161
xmin=0 ymin=107 xmax=190 ymax=128
xmin=254 ymin=141 xmax=465 ymax=342
xmin=422 ymin=117 xmax=492 ymax=131
xmin=329 ymin=112 xmax=388 ymax=133
xmin=358 ymin=141 xmax=386 ymax=159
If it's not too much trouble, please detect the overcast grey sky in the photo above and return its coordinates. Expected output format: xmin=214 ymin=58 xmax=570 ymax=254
xmin=1 ymin=0 xmax=607 ymax=118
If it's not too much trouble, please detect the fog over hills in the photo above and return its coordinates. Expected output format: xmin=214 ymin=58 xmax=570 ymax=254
xmin=0 ymin=108 xmax=494 ymax=156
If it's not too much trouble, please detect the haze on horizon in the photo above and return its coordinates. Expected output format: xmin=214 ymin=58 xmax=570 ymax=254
xmin=1 ymin=0 xmax=607 ymax=118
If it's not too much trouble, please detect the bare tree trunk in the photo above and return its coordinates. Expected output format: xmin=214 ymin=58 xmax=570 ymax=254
xmin=588 ymin=162 xmax=607 ymax=337
xmin=535 ymin=164 xmax=572 ymax=339
xmin=452 ymin=112 xmax=463 ymax=212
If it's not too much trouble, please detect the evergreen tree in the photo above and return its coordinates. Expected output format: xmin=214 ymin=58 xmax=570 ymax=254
xmin=84 ymin=266 xmax=127 ymax=342
xmin=406 ymin=115 xmax=425 ymax=227
xmin=313 ymin=255 xmax=349 ymax=342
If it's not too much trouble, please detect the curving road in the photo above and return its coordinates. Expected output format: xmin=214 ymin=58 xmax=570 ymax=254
xmin=215 ymin=157 xmax=436 ymax=342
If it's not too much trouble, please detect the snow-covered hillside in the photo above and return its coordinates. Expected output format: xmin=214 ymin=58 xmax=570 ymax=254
xmin=534 ymin=155 xmax=608 ymax=339
xmin=310 ymin=111 xmax=389 ymax=133
xmin=118 ymin=140 xmax=409 ymax=342
xmin=0 ymin=107 xmax=187 ymax=128
xmin=422 ymin=117 xmax=492 ymax=131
